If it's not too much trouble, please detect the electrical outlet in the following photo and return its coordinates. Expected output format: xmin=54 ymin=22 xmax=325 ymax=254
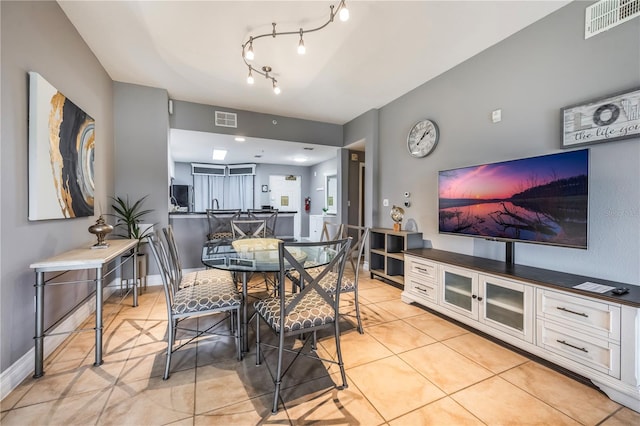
xmin=383 ymin=199 xmax=389 ymax=207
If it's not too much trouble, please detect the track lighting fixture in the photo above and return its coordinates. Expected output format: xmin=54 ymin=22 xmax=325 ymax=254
xmin=241 ymin=1 xmax=349 ymax=94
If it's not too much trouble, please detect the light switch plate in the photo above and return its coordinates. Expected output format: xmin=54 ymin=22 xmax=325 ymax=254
xmin=383 ymin=199 xmax=389 ymax=206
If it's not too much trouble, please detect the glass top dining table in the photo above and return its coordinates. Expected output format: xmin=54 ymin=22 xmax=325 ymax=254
xmin=201 ymin=237 xmax=337 ymax=353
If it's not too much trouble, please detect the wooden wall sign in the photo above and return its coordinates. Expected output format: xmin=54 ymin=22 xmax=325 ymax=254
xmin=561 ymin=87 xmax=640 ymax=148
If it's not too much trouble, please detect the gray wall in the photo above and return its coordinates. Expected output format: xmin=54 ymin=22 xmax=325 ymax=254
xmin=309 ymin=158 xmax=340 ymax=217
xmin=170 ymin=100 xmax=343 ymax=147
xmin=364 ymin=1 xmax=640 ymax=283
xmin=1 ymin=1 xmax=114 ymax=371
xmin=344 ymin=109 xmax=380 ymax=230
xmin=113 ymin=82 xmax=170 ymax=241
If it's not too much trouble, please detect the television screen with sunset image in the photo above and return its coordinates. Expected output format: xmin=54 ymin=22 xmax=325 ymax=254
xmin=438 ymin=149 xmax=589 ymax=249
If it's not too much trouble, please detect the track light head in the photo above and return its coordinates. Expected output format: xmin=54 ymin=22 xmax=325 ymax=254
xmin=339 ymin=2 xmax=349 ymax=21
xmin=244 ymin=38 xmax=254 ymax=60
xmin=297 ymin=29 xmax=306 ymax=55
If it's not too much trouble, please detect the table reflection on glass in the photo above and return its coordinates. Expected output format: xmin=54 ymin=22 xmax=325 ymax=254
xmin=201 ymin=238 xmax=336 ymax=353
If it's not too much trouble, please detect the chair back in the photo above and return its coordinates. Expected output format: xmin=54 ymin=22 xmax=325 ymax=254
xmin=342 ymin=225 xmax=370 ymax=280
xmin=248 ymin=209 xmax=278 ymax=237
xmin=321 ymin=221 xmax=344 ymax=243
xmin=278 ymin=237 xmax=351 ymax=324
xmin=146 ymin=233 xmax=178 ymax=314
xmin=206 ymin=209 xmax=241 ymax=240
xmin=231 ymin=219 xmax=267 ymax=239
xmin=162 ymin=225 xmax=184 ymax=286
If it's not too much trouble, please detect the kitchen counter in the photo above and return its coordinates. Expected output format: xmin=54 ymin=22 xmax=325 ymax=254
xmin=169 ymin=211 xmax=297 ymax=217
xmin=168 ymin=211 xmax=296 ymax=268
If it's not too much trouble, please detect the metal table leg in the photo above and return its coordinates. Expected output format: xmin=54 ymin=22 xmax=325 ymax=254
xmin=242 ymin=271 xmax=249 ymax=354
xmin=132 ymin=249 xmax=138 ymax=307
xmin=33 ymin=271 xmax=45 ymax=378
xmin=94 ymin=266 xmax=104 ymax=366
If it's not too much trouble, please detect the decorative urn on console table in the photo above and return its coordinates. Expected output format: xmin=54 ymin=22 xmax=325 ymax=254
xmin=88 ymin=215 xmax=113 ymax=248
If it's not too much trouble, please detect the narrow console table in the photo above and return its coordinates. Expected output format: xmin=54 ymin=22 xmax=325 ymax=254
xmin=29 ymin=239 xmax=138 ymax=378
xmin=402 ymin=248 xmax=640 ymax=411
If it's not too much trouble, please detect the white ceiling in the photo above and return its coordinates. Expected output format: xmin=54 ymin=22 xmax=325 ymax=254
xmin=58 ymin=0 xmax=570 ymax=164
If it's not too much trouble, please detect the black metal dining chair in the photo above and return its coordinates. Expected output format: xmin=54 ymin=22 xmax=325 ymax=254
xmin=254 ymin=237 xmax=351 ymax=414
xmin=206 ymin=209 xmax=241 ymax=241
xmin=287 ymin=224 xmax=369 ymax=333
xmin=147 ymin=233 xmax=242 ymax=379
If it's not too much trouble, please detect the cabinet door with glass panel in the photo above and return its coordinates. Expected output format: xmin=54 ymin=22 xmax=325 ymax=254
xmin=479 ymin=274 xmax=534 ymax=343
xmin=439 ymin=265 xmax=479 ymax=320
xmin=439 ymin=264 xmax=533 ymax=344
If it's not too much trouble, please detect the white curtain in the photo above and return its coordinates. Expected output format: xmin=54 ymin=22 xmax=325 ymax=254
xmin=193 ymin=175 xmax=225 ymax=211
xmin=193 ymin=175 xmax=253 ymax=211
xmin=226 ymin=175 xmax=253 ymax=211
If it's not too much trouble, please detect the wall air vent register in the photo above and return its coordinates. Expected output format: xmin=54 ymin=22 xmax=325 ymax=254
xmin=585 ymin=0 xmax=640 ymax=38
xmin=214 ymin=111 xmax=238 ymax=128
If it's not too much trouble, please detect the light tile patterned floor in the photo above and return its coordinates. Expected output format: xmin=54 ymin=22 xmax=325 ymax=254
xmin=2 ymin=270 xmax=638 ymax=425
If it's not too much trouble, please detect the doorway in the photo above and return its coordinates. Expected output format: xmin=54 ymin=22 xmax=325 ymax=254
xmin=269 ymin=175 xmax=302 ymax=240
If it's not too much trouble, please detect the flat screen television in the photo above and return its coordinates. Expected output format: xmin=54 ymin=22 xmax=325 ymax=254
xmin=438 ymin=149 xmax=589 ymax=249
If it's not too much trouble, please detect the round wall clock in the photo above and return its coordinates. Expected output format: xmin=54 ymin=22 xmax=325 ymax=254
xmin=407 ymin=119 xmax=439 ymax=158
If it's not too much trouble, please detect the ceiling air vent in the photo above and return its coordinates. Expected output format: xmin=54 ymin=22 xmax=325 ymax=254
xmin=215 ymin=110 xmax=237 ymax=128
xmin=585 ymin=0 xmax=640 ymax=39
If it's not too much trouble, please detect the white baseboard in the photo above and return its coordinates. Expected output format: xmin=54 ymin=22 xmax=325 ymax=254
xmin=0 ymin=283 xmax=119 ymax=401
xmin=3 ymin=268 xmax=255 ymax=399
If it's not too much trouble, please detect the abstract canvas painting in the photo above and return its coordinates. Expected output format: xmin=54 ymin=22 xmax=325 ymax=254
xmin=28 ymin=72 xmax=95 ymax=220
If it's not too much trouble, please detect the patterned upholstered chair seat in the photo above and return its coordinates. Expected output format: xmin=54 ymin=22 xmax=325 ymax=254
xmin=172 ymin=279 xmax=241 ymax=315
xmin=254 ymin=290 xmax=335 ymax=333
xmin=180 ymin=268 xmax=234 ymax=288
xmin=207 ymin=231 xmax=233 ymax=240
xmin=288 ymin=269 xmax=355 ymax=293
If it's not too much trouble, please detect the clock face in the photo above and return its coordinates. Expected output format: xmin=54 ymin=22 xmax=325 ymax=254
xmin=407 ymin=119 xmax=439 ymax=158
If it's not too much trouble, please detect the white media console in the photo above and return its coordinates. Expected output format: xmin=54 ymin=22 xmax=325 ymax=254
xmin=401 ymin=248 xmax=640 ymax=411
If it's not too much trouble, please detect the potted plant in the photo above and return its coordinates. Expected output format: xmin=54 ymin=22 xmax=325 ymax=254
xmin=110 ymin=194 xmax=155 ymax=250
xmin=110 ymin=195 xmax=156 ymax=291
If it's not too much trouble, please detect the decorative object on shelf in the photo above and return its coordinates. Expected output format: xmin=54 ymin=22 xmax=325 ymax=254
xmin=28 ymin=72 xmax=95 ymax=220
xmin=241 ymin=1 xmax=350 ymax=94
xmin=110 ymin=195 xmax=155 ymax=252
xmin=390 ymin=205 xmax=404 ymax=231
xmin=561 ymin=87 xmax=640 ymax=148
xmin=407 ymin=119 xmax=439 ymax=158
xmin=88 ymin=215 xmax=113 ymax=248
